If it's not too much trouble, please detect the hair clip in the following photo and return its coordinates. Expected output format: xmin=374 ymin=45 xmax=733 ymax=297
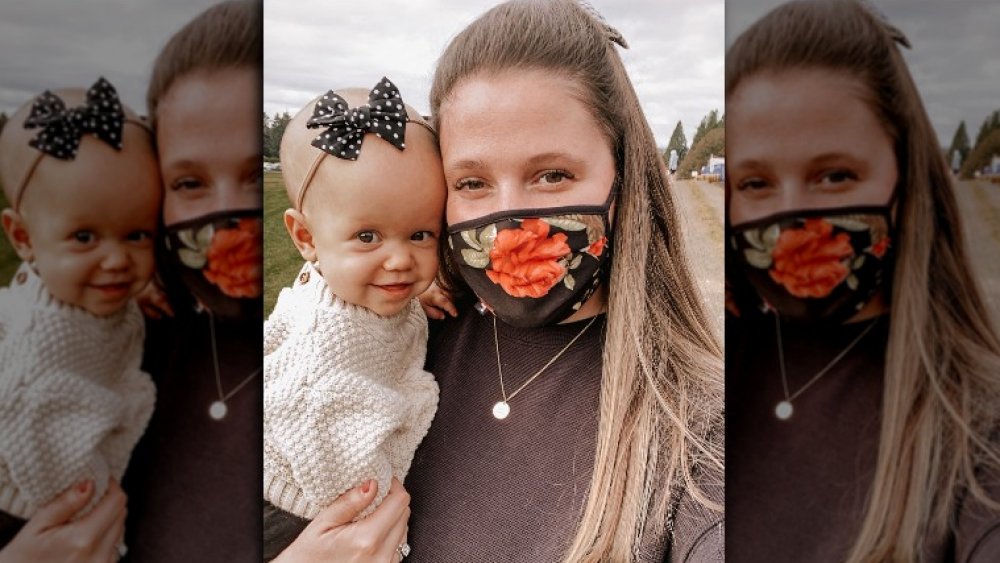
xmin=576 ymin=0 xmax=629 ymax=49
xmin=23 ymin=76 xmax=125 ymax=160
xmin=306 ymin=76 xmax=408 ymax=161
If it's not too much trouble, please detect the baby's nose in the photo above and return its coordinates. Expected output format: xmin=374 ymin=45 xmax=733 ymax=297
xmin=382 ymin=244 xmax=414 ymax=271
xmin=101 ymin=244 xmax=131 ymax=270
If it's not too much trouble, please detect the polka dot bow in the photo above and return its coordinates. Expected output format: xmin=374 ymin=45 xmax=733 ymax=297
xmin=306 ymin=76 xmax=409 ymax=161
xmin=23 ymin=77 xmax=125 ymax=160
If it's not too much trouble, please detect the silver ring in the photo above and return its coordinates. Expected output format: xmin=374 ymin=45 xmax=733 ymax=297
xmin=397 ymin=542 xmax=411 ymax=559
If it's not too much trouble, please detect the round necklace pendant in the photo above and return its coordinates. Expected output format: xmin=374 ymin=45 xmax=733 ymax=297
xmin=492 ymin=401 xmax=510 ymax=420
xmin=209 ymin=400 xmax=228 ymax=420
xmin=775 ymin=400 xmax=793 ymax=420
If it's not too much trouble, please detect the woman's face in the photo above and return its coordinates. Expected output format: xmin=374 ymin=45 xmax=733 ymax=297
xmin=156 ymin=66 xmax=262 ymax=226
xmin=438 ymin=69 xmax=616 ymax=224
xmin=727 ymin=68 xmax=898 ymax=226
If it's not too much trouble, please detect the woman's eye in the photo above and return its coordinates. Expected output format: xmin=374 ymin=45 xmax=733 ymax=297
xmin=454 ymin=178 xmax=486 ymax=191
xmin=171 ymin=177 xmax=204 ymax=191
xmin=411 ymin=231 xmax=436 ymax=242
xmin=820 ymin=169 xmax=858 ymax=185
xmin=735 ymin=177 xmax=769 ymax=191
xmin=72 ymin=231 xmax=95 ymax=244
xmin=539 ymin=170 xmax=572 ymax=184
xmin=357 ymin=231 xmax=382 ymax=244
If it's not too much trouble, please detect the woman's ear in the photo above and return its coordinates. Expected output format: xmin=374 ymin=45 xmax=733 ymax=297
xmin=283 ymin=208 xmax=317 ymax=262
xmin=1 ymin=208 xmax=34 ymax=262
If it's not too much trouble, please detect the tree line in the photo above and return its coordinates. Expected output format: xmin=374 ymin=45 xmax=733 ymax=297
xmin=664 ymin=109 xmax=725 ymax=178
xmin=947 ymin=109 xmax=1000 ymax=178
xmin=264 ymin=111 xmax=291 ymax=161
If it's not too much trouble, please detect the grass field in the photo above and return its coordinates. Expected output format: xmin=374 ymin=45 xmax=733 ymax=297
xmin=264 ymin=171 xmax=302 ymax=316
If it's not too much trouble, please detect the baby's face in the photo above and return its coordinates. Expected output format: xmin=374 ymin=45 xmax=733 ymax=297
xmin=20 ymin=130 xmax=161 ymax=316
xmin=306 ymin=128 xmax=445 ymax=316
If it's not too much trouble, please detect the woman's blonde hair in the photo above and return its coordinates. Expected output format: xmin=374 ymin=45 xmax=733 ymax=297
xmin=432 ymin=1 xmax=724 ymax=560
xmin=146 ymin=0 xmax=261 ymax=128
xmin=726 ymin=1 xmax=1000 ymax=560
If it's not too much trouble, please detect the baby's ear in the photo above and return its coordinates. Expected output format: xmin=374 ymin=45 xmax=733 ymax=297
xmin=283 ymin=208 xmax=317 ymax=262
xmin=1 ymin=209 xmax=33 ymax=262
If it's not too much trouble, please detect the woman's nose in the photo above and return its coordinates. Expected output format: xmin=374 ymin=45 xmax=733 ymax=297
xmin=213 ymin=179 xmax=262 ymax=211
xmin=494 ymin=178 xmax=530 ymax=214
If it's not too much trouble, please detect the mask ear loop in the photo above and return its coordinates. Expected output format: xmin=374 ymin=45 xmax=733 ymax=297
xmin=13 ymin=119 xmax=152 ymax=212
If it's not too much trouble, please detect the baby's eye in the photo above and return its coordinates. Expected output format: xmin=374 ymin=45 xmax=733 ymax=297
xmin=127 ymin=231 xmax=153 ymax=243
xmin=411 ymin=231 xmax=436 ymax=242
xmin=454 ymin=178 xmax=486 ymax=191
xmin=357 ymin=231 xmax=382 ymax=244
xmin=171 ymin=177 xmax=205 ymax=191
xmin=71 ymin=230 xmax=96 ymax=244
xmin=538 ymin=170 xmax=573 ymax=185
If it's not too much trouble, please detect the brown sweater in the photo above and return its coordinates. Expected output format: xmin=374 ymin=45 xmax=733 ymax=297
xmin=405 ymin=306 xmax=723 ymax=562
xmin=727 ymin=312 xmax=1000 ymax=562
xmin=121 ymin=311 xmax=262 ymax=562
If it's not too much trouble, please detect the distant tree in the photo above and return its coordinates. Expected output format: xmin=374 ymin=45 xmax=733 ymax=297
xmin=264 ymin=111 xmax=292 ymax=159
xmin=664 ymin=120 xmax=687 ymax=165
xmin=975 ymin=110 xmax=1000 ymax=146
xmin=690 ymin=109 xmax=721 ymax=150
xmin=960 ymin=128 xmax=1000 ymax=179
xmin=677 ymin=127 xmax=724 ymax=179
xmin=948 ymin=121 xmax=970 ymax=170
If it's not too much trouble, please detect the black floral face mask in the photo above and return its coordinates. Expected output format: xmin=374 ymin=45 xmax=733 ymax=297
xmin=161 ymin=208 xmax=263 ymax=320
xmin=730 ymin=205 xmax=894 ymax=323
xmin=448 ymin=191 xmax=615 ymax=328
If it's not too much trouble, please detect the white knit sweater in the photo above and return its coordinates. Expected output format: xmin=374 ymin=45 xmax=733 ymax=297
xmin=263 ymin=262 xmax=438 ymax=519
xmin=0 ymin=263 xmax=155 ymax=519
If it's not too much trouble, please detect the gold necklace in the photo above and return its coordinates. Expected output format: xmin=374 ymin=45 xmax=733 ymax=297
xmin=491 ymin=315 xmax=598 ymax=420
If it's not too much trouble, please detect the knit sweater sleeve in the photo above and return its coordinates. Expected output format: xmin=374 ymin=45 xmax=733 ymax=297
xmin=0 ymin=269 xmax=155 ymax=519
xmin=264 ymin=263 xmax=438 ymax=520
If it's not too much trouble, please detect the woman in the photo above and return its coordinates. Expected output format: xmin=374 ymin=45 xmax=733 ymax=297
xmin=278 ymin=1 xmax=723 ymax=561
xmin=121 ymin=1 xmax=263 ymax=561
xmin=725 ymin=1 xmax=1000 ymax=561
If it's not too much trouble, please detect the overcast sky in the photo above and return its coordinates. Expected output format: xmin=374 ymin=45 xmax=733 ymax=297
xmin=0 ymin=0 xmax=226 ymax=117
xmin=264 ymin=0 xmax=725 ymax=148
xmin=727 ymin=0 xmax=1000 ymax=148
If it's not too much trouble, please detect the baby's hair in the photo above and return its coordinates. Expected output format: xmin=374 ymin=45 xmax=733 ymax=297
xmin=279 ymin=86 xmax=437 ymax=213
xmin=146 ymin=0 xmax=261 ymax=130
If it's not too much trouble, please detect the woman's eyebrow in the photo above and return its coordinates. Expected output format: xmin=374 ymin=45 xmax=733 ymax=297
xmin=525 ymin=152 xmax=587 ymax=168
xmin=447 ymin=158 xmax=488 ymax=172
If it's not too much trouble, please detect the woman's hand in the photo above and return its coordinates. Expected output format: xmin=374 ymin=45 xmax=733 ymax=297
xmin=136 ymin=278 xmax=174 ymax=319
xmin=0 ymin=479 xmax=127 ymax=563
xmin=275 ymin=478 xmax=411 ymax=563
xmin=418 ymin=283 xmax=457 ymax=320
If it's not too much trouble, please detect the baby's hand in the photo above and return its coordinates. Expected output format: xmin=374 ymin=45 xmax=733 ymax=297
xmin=418 ymin=282 xmax=457 ymax=320
xmin=136 ymin=278 xmax=174 ymax=319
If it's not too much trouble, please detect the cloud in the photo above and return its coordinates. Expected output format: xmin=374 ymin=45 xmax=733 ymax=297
xmin=264 ymin=0 xmax=724 ymax=147
xmin=0 ymin=0 xmax=227 ymax=116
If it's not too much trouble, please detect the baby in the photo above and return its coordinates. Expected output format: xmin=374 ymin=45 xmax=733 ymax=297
xmin=0 ymin=79 xmax=158 ymax=527
xmin=262 ymin=77 xmax=442 ymax=555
